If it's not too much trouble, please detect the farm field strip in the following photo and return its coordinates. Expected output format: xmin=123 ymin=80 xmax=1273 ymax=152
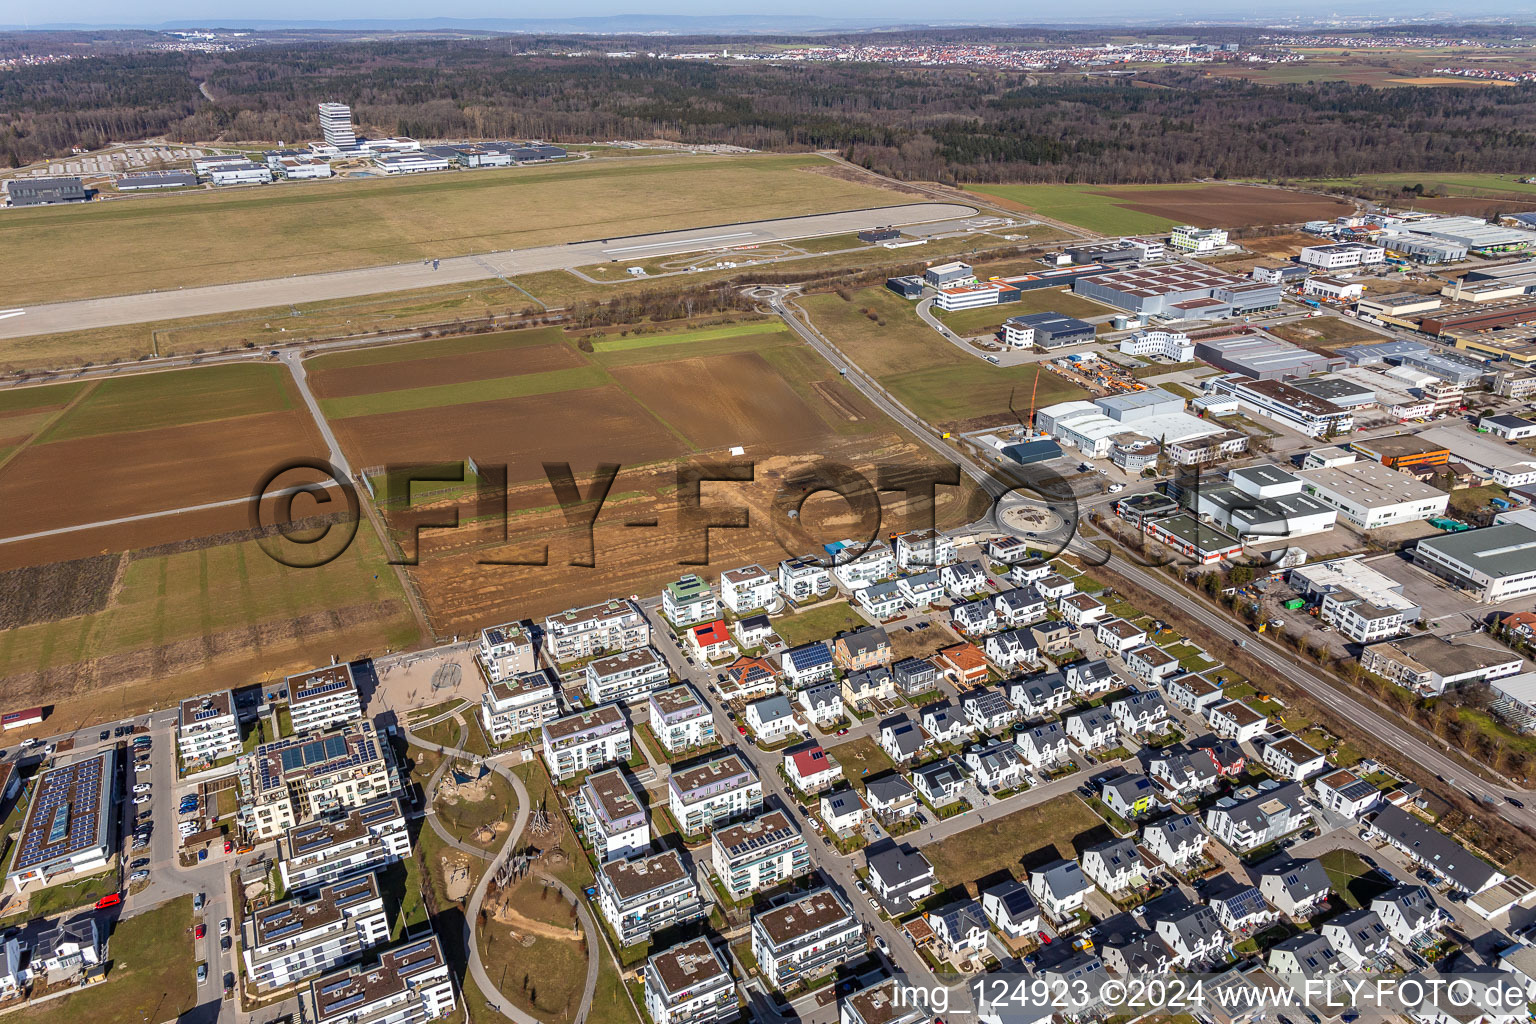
xmin=965 ymin=182 xmax=1355 ymax=233
xmin=317 ymin=364 xmax=611 ymax=419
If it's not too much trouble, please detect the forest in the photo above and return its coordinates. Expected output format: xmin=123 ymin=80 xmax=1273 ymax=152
xmin=3 ymin=33 xmax=1536 ymax=182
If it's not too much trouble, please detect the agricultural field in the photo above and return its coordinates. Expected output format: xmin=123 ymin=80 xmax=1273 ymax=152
xmin=797 ymin=286 xmax=1088 ymax=430
xmin=0 ymin=362 xmax=419 ymax=722
xmin=965 ymin=182 xmax=1353 ymax=234
xmin=1304 ymin=172 xmax=1536 ymax=216
xmin=931 ymin=288 xmax=1114 ymax=334
xmin=313 ymin=320 xmax=981 ymax=635
xmin=0 ymin=154 xmax=911 ymax=306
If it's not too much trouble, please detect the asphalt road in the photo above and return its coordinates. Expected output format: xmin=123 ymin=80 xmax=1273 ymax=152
xmin=0 ymin=203 xmax=976 ymax=340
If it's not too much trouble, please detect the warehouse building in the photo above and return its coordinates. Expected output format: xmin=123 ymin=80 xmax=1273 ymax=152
xmin=374 ymin=152 xmax=452 ymax=174
xmin=1035 ymin=398 xmax=1219 ymax=460
xmin=204 ymin=158 xmax=273 ymax=185
xmin=1413 ymin=523 xmax=1536 ymax=602
xmin=1304 ymin=277 xmax=1364 ymax=302
xmin=5 ymin=176 xmax=88 ymax=206
xmin=1418 ymin=297 xmax=1536 ymax=337
xmin=1073 ymin=264 xmax=1278 ymax=317
xmin=988 ymin=264 xmax=1111 ymax=292
xmin=1002 ymin=312 xmax=1095 ymax=349
xmin=1001 ymin=439 xmax=1065 ymax=465
xmin=1288 ymin=556 xmax=1421 ymax=642
xmin=1297 ymin=461 xmax=1450 ymax=529
xmin=1361 ymin=633 xmax=1523 ymax=697
xmin=1356 ymin=293 xmax=1443 ymax=326
xmin=1298 ymin=242 xmax=1385 ymax=270
xmin=1350 ymin=434 xmax=1450 ymax=471
xmin=1194 ymin=334 xmax=1337 ymax=381
xmin=1397 ymin=351 xmax=1486 ymax=386
xmin=1323 ymin=368 xmax=1435 ymax=420
xmin=1336 ymin=339 xmax=1429 ymax=367
xmin=1251 ymin=264 xmax=1310 ymax=286
xmin=886 ymin=276 xmax=924 ymax=299
xmin=1390 ymin=216 xmax=1536 ymax=255
xmin=1386 ymin=236 xmax=1469 ymax=264
xmin=1185 ymin=478 xmax=1338 ymax=541
xmin=1204 ymin=375 xmax=1353 ymax=437
xmin=1097 ymin=388 xmax=1187 ymax=422
xmin=6 ymin=750 xmax=116 ymax=892
xmin=1482 ymin=414 xmax=1536 ymax=440
xmin=116 ymin=170 xmax=198 ymax=190
xmin=1065 ymin=241 xmax=1141 ymax=265
xmin=1288 ymin=377 xmax=1377 ymax=409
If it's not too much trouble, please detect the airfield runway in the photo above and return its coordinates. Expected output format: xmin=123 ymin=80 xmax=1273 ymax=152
xmin=0 ymin=202 xmax=977 ymax=340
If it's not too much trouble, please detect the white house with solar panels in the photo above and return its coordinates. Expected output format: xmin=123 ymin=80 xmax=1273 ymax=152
xmin=309 ymin=935 xmax=456 ymax=1024
xmin=177 ymin=689 xmax=241 ymax=767
xmin=279 ymin=798 xmax=411 ymax=893
xmin=243 ymin=874 xmax=390 ymax=992
xmin=285 ymin=663 xmax=363 ymax=734
xmin=6 ymin=750 xmax=116 ymax=893
xmin=240 ymin=723 xmax=399 ymax=840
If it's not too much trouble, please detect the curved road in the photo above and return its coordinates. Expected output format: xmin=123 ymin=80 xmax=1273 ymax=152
xmin=401 ymin=720 xmax=599 ymax=1024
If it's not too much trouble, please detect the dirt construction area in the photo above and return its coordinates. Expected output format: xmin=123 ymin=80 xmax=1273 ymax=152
xmin=1099 ymin=185 xmax=1354 ymax=228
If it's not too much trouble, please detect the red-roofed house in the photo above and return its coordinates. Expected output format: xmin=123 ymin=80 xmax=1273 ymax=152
xmin=722 ymin=657 xmax=778 ymax=702
xmin=936 ymin=642 xmax=989 ymax=689
xmin=785 ymin=745 xmax=842 ymax=794
xmin=1503 ymin=611 xmax=1536 ymax=644
xmin=689 ymin=620 xmax=735 ymax=663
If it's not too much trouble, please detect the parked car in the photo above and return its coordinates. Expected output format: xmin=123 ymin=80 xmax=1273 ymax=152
xmin=133 ymin=784 xmax=151 ymax=794
xmin=875 ymin=935 xmax=889 ymax=954
xmin=221 ymin=936 xmax=231 ymax=951
xmin=129 ymin=870 xmax=149 ymax=882
xmin=135 ymin=763 xmax=152 ymax=773
xmin=131 ymin=858 xmax=150 ymax=869
xmin=219 ymin=918 xmax=230 ymax=936
xmin=195 ymin=924 xmax=206 ymax=939
xmin=94 ymin=894 xmax=122 ymax=909
xmin=99 ymin=730 xmax=110 ymax=741
xmin=867 ymin=897 xmax=878 ymax=909
xmin=193 ymin=892 xmax=205 ymax=911
xmin=197 ymin=964 xmax=208 ymax=984
xmin=133 ymin=794 xmax=151 ymax=805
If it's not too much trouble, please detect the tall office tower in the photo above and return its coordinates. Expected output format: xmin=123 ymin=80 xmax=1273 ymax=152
xmin=318 ymin=102 xmax=357 ymax=148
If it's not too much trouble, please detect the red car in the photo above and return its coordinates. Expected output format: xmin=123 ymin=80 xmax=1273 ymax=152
xmin=223 ymin=840 xmax=233 ymax=854
xmin=1038 ymin=931 xmax=1052 ymax=945
xmin=94 ymin=893 xmax=122 ymax=910
xmin=736 ymin=725 xmax=747 ymax=735
xmin=195 ymin=924 xmax=206 ymax=939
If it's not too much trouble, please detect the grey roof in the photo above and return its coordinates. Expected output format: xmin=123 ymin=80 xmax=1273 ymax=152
xmin=1415 ymin=523 xmax=1536 ymax=583
xmin=1371 ymin=804 xmax=1499 ymax=892
xmin=750 ymin=694 xmax=795 ymax=721
xmin=982 ymin=879 xmax=1038 ymax=924
xmin=1258 ymin=856 xmax=1331 ymax=902
xmin=865 ymin=774 xmax=916 ymax=804
xmin=1146 ymin=812 xmax=1204 ymax=848
xmin=1086 ymin=837 xmax=1141 ymax=873
xmin=914 ymin=758 xmax=966 ymax=790
xmin=961 ymin=688 xmax=1013 ymax=719
xmin=1325 ymin=908 xmax=1389 ymax=950
xmin=1104 ymin=774 xmax=1154 ymax=803
xmin=838 ymin=625 xmax=890 ymax=656
xmin=882 ymin=718 xmax=926 ymax=757
xmin=866 ymin=842 xmax=935 ymax=891
xmin=1271 ymin=932 xmax=1340 ymax=974
xmin=1032 ymin=859 xmax=1091 ymax=901
xmin=1370 ymin=884 xmax=1437 ymax=932
xmin=922 ymin=702 xmax=967 ymax=731
xmin=1070 ymin=705 xmax=1116 ymax=733
xmin=933 ymin=899 xmax=989 ymax=941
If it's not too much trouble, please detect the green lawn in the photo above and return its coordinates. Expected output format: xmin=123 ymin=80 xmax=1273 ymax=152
xmin=827 ymin=736 xmax=895 ymax=791
xmin=306 ymin=326 xmax=569 ymax=372
xmin=932 ymin=288 xmax=1112 ymax=332
xmin=591 ymin=320 xmax=785 ymax=352
xmin=0 ymin=380 xmax=86 ymax=414
xmin=39 ymin=363 xmax=295 ymax=443
xmin=1307 ymin=172 xmax=1536 ymax=199
xmin=1 ymin=868 xmax=116 ymax=921
xmin=10 ymin=896 xmax=197 ymax=1023
xmin=925 ymin=794 xmax=1107 ymax=888
xmin=965 ymin=184 xmax=1188 ymax=235
xmin=773 ymin=601 xmax=864 ymax=648
xmin=320 ymin=364 xmax=611 ymax=419
xmin=1320 ymin=849 xmax=1394 ymax=910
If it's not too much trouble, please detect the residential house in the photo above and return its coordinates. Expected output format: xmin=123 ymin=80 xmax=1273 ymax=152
xmin=1016 ymin=722 xmax=1071 ymax=769
xmin=277 ymin=800 xmax=411 ymax=894
xmin=481 ymin=669 xmax=561 ymax=743
xmin=1060 ymin=593 xmax=1108 ymax=628
xmin=308 ymin=937 xmax=456 ymax=1024
xmin=779 ymin=556 xmax=834 ymax=602
xmin=750 ymin=888 xmax=864 ymax=989
xmin=1320 ymin=910 xmax=1390 ymax=969
xmin=985 ymin=629 xmax=1041 ymax=672
xmin=941 ymin=561 xmax=990 ymax=600
xmin=897 ymin=570 xmax=946 ymax=609
xmin=1145 ymin=895 xmax=1226 ymax=968
xmin=840 ymin=979 xmax=928 ymax=1024
xmin=719 ymin=564 xmax=778 ymax=615
xmin=1191 ymin=735 xmax=1247 ymax=778
xmin=1097 ymin=618 xmax=1149 ymax=656
xmin=895 ymin=530 xmax=958 ymax=570
xmin=243 ymin=875 xmax=390 ymax=993
xmin=1205 ymin=783 xmax=1310 ymax=853
xmin=285 ymin=664 xmax=365 ymax=735
xmin=1007 ymin=672 xmax=1072 ymax=719
xmin=1099 ymin=924 xmax=1173 ymax=978
xmin=1267 ymin=933 xmax=1341 ymax=984
xmin=1165 ymin=672 xmax=1225 ymax=716
xmin=1260 ymin=736 xmax=1327 ymax=781
xmin=857 ymin=581 xmax=906 ymax=621
xmin=1101 ymin=774 xmax=1155 ymax=820
xmin=987 ymin=536 xmax=1032 ymax=565
xmin=921 ymin=702 xmax=973 ymax=746
xmin=1066 ymin=706 xmax=1118 ymax=752
xmin=1029 ymin=860 xmax=1092 ymax=924
xmin=950 ymin=599 xmax=998 ymax=637
xmin=1141 ymin=814 xmax=1208 ymax=872
xmin=865 ymin=774 xmax=919 ymax=824
xmin=1111 ymin=691 xmax=1171 ymax=740
xmin=541 ymin=704 xmax=632 ymax=782
xmin=834 ymin=627 xmax=892 ymax=672
xmin=964 ymin=740 xmax=1025 ymax=793
xmin=1008 ymin=557 xmax=1054 ymax=587
xmin=745 ymin=695 xmax=805 ymax=745
xmin=598 ymin=850 xmax=707 ymax=946
xmin=643 ymin=938 xmax=737 ymax=1024
xmin=1065 ymin=660 xmax=1120 ymax=698
xmin=649 ymin=684 xmax=716 ymax=755
xmin=668 ymin=754 xmax=764 ymax=836
xmin=865 ymin=842 xmax=937 ymax=907
xmin=663 ymin=575 xmax=719 ymax=628
xmin=544 ymin=598 xmax=650 ymax=663
xmin=892 ymin=657 xmax=939 ymax=698
xmin=1081 ymin=838 xmax=1147 ymax=896
xmin=29 ymin=914 xmax=102 ymax=984
xmin=574 ymin=768 xmax=652 ymax=862
xmin=798 ymin=681 xmax=844 ymax=729
xmin=841 ymin=667 xmax=894 ymax=713
xmin=1148 ymin=746 xmax=1221 ymax=803
xmin=994 ymin=586 xmax=1047 ymax=627
xmin=832 ymin=543 xmax=897 ymax=591
xmin=1371 ymin=885 xmax=1447 ymax=945
xmin=981 ymin=880 xmax=1041 ymax=940
xmin=688 ymin=620 xmax=736 ymax=663
xmin=960 ymin=688 xmax=1018 ymax=734
xmin=929 ymin=900 xmax=989 ymax=960
xmin=712 ymin=809 xmax=809 ymax=901
xmin=1256 ymin=857 xmax=1332 ymax=919
xmin=1206 ymin=700 xmax=1269 ymax=743
xmin=935 ymin=643 xmax=989 ymax=688
xmin=1367 ymin=804 xmax=1505 ymax=895
xmin=1033 ymin=621 xmax=1078 ymax=657
xmin=782 ymin=643 xmax=836 ymax=688
xmin=1205 ymin=874 xmax=1277 ymax=935
xmin=1037 ymin=953 xmax=1109 ymax=1005
xmin=477 ymin=621 xmax=537 ymax=682
xmin=585 ymin=646 xmax=670 ymax=705
xmin=785 ymin=745 xmax=842 ymax=794
xmin=879 ymin=715 xmax=927 ymax=764
xmin=820 ymin=788 xmax=869 ymax=836
xmin=913 ymin=758 xmax=968 ymax=807
xmin=721 ymin=657 xmax=779 ymax=703
xmin=1124 ymin=645 xmax=1180 ymax=685
xmin=734 ymin=615 xmax=775 ymax=650
xmin=1036 ymin=574 xmax=1077 ymax=603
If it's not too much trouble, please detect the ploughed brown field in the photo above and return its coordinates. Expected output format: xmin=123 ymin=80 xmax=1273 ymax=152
xmin=1100 ymin=185 xmax=1354 ymax=228
xmin=307 ymin=338 xmax=585 ymax=399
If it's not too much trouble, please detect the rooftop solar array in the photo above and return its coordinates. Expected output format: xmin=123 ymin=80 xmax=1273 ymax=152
xmin=256 ymin=728 xmax=379 ymax=794
xmin=13 ymin=753 xmax=108 ymax=873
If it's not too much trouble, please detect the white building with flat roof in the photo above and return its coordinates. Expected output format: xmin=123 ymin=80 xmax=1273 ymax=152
xmin=6 ymin=750 xmax=115 ymax=892
xmin=1414 ymin=522 xmax=1536 ymax=602
xmin=668 ymin=753 xmax=763 ymax=836
xmin=244 ymin=874 xmax=389 ymax=993
xmin=544 ymin=598 xmax=650 ymax=663
xmin=481 ymin=668 xmax=561 ymax=742
xmin=1298 ymin=461 xmax=1449 ymax=529
xmin=712 ymin=809 xmax=809 ymax=900
xmin=649 ymin=683 xmax=715 ymax=754
xmin=478 ymin=621 xmax=536 ymax=681
xmin=286 ymin=663 xmax=363 ymax=734
xmin=719 ymin=564 xmax=778 ymax=614
xmin=279 ymin=798 xmax=411 ymax=893
xmin=178 ymin=689 xmax=240 ymax=768
xmin=309 ymin=936 xmax=455 ymax=1024
xmin=585 ymin=646 xmax=670 ymax=705
xmin=574 ymin=767 xmax=651 ymax=862
xmin=644 ymin=938 xmax=737 ymax=1024
xmin=751 ymin=888 xmax=864 ymax=989
xmin=541 ymin=703 xmax=632 ymax=781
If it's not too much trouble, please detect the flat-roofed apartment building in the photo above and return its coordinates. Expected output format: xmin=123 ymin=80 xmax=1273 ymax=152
xmin=478 ymin=621 xmax=536 ymax=681
xmin=5 ymin=750 xmax=115 ymax=893
xmin=644 ymin=937 xmax=738 ymax=1024
xmin=279 ymin=798 xmax=411 ymax=893
xmin=240 ymin=722 xmax=400 ymax=840
xmin=649 ymin=683 xmax=715 ymax=754
xmin=544 ymin=598 xmax=650 ymax=663
xmin=663 ymin=575 xmax=720 ymax=627
xmin=480 ymin=668 xmax=561 ymax=743
xmin=286 ymin=664 xmax=364 ymax=734
xmin=750 ymin=887 xmax=864 ymax=989
xmin=309 ymin=935 xmax=456 ymax=1024
xmin=244 ymin=874 xmax=389 ymax=992
xmin=178 ymin=689 xmax=241 ymax=768
xmin=1297 ymin=461 xmax=1449 ymax=530
xmin=541 ymin=703 xmax=631 ymax=781
xmin=585 ymin=646 xmax=670 ymax=705
xmin=574 ymin=768 xmax=651 ymax=862
xmin=669 ymin=753 xmax=763 ymax=837
xmin=712 ymin=809 xmax=809 ymax=900
xmin=597 ymin=849 xmax=706 ymax=946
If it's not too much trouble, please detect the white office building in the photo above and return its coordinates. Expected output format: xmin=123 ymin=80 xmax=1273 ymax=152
xmin=1299 ymin=242 xmax=1386 ymax=269
xmin=318 ymin=102 xmax=357 ymax=147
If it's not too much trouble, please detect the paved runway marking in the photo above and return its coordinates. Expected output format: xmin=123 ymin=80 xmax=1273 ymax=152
xmin=0 ymin=309 xmax=23 ymax=321
xmin=602 ymin=231 xmax=755 ymax=254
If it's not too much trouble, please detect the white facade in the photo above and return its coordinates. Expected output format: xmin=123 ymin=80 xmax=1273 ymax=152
xmin=668 ymin=754 xmax=764 ymax=836
xmin=244 ymin=875 xmax=390 ymax=992
xmin=278 ymin=799 xmax=412 ymax=893
xmin=719 ymin=565 xmax=778 ymax=614
xmin=544 ymin=598 xmax=650 ymax=663
xmin=712 ymin=809 xmax=808 ymax=900
xmin=1299 ymin=242 xmax=1385 ymax=269
xmin=481 ymin=669 xmax=561 ymax=742
xmin=478 ymin=621 xmax=536 ymax=681
xmin=1170 ymin=225 xmax=1229 ymax=253
xmin=644 ymin=938 xmax=737 ymax=1024
xmin=585 ymin=646 xmax=670 ymax=705
xmin=1119 ymin=330 xmax=1194 ymax=361
xmin=541 ymin=704 xmax=632 ymax=781
xmin=309 ymin=937 xmax=456 ymax=1024
xmin=286 ymin=664 xmax=364 ymax=734
xmin=178 ymin=690 xmax=240 ymax=766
